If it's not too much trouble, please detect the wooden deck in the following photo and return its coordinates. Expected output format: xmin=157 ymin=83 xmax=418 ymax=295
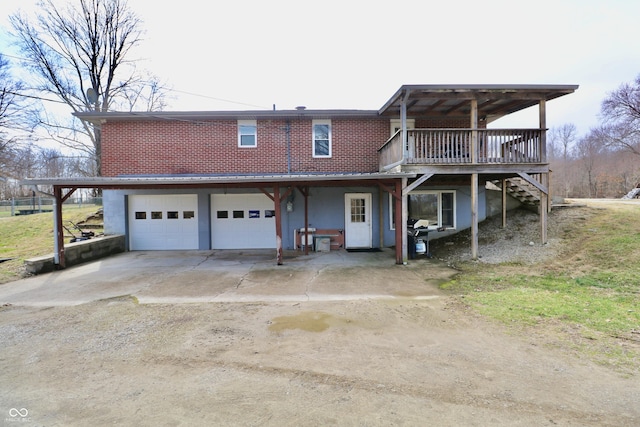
xmin=379 ymin=128 xmax=546 ymax=172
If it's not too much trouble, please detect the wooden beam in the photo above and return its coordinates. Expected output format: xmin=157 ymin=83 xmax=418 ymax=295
xmin=53 ymin=186 xmax=65 ymax=269
xmin=540 ymin=173 xmax=549 ymax=244
xmin=61 ymin=188 xmax=77 ymax=203
xmin=470 ymin=99 xmax=478 ymax=164
xmin=258 ymin=187 xmax=274 ymax=201
xmin=471 ymin=174 xmax=479 ymax=260
xmin=539 ymin=99 xmax=547 ymax=163
xmin=502 ymin=178 xmax=507 ymax=229
xmin=395 ymin=179 xmax=403 ymax=264
xmin=401 ymin=164 xmax=550 ymax=175
xmin=517 ymin=172 xmax=549 ymax=194
xmin=402 ymin=174 xmax=434 ymax=196
xmin=273 ymin=184 xmax=283 ymax=265
xmin=401 ymin=177 xmax=408 ymax=264
xmin=377 ymin=181 xmax=397 ymax=199
xmin=378 ymin=186 xmax=384 ymax=249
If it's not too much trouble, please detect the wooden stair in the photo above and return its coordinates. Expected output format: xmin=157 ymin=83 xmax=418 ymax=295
xmin=491 ymin=178 xmax=541 ymax=206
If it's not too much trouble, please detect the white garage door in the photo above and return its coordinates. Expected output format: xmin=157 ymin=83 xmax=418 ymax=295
xmin=211 ymin=194 xmax=276 ymax=249
xmin=129 ymin=195 xmax=199 ymax=250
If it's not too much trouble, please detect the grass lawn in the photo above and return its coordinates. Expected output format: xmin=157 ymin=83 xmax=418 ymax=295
xmin=0 ymin=205 xmax=103 ymax=284
xmin=442 ymin=202 xmax=640 ymax=372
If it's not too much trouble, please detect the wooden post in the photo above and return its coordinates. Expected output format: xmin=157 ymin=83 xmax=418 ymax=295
xmin=394 ymin=179 xmax=403 ymax=265
xmin=274 ymin=184 xmax=283 ymax=265
xmin=539 ymin=98 xmax=549 ymax=243
xmin=470 ymin=99 xmax=478 ymax=163
xmin=502 ymin=178 xmax=507 ymax=229
xmin=540 ymin=173 xmax=549 ymax=244
xmin=401 ymin=177 xmax=408 ymax=264
xmin=303 ymin=187 xmax=309 ymax=256
xmin=471 ymin=174 xmax=478 ymax=260
xmin=54 ymin=186 xmax=65 ymax=269
xmin=378 ymin=186 xmax=384 ymax=249
xmin=539 ymin=99 xmax=547 ymax=162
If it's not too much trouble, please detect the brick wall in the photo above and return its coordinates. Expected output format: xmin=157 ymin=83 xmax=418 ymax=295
xmin=102 ymin=117 xmax=389 ymax=176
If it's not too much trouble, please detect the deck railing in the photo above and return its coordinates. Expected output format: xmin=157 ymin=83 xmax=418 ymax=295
xmin=379 ymin=128 xmax=545 ymax=169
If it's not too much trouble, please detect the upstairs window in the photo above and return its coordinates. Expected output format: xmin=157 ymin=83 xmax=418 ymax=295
xmin=312 ymin=119 xmax=331 ymax=158
xmin=238 ymin=120 xmax=257 ymax=147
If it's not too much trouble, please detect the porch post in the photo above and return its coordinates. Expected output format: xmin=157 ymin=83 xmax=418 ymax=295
xmin=394 ymin=179 xmax=403 ymax=264
xmin=470 ymin=99 xmax=478 ymax=163
xmin=401 ymin=92 xmax=410 ymax=159
xmin=539 ymin=99 xmax=549 ymax=243
xmin=401 ymin=177 xmax=408 ymax=264
xmin=304 ymin=187 xmax=309 ymax=256
xmin=502 ymin=178 xmax=507 ymax=229
xmin=539 ymin=99 xmax=547 ymax=162
xmin=274 ymin=184 xmax=283 ymax=265
xmin=540 ymin=173 xmax=549 ymax=244
xmin=53 ymin=186 xmax=65 ymax=269
xmin=471 ymin=174 xmax=478 ymax=260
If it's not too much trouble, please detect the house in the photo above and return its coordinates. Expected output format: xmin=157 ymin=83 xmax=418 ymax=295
xmin=23 ymin=84 xmax=578 ymax=267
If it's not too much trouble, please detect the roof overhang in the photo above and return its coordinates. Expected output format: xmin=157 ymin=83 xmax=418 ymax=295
xmin=73 ymin=109 xmax=381 ymax=125
xmin=21 ymin=172 xmax=416 ymax=189
xmin=378 ymin=84 xmax=579 ymax=123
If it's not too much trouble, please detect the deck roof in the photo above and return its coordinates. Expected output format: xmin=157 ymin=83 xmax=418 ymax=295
xmin=378 ymin=84 xmax=579 ymax=123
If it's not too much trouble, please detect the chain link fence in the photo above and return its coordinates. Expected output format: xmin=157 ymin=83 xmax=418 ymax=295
xmin=0 ymin=196 xmax=102 ymax=217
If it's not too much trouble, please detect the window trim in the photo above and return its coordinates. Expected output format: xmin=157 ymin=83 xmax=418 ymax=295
xmin=238 ymin=120 xmax=257 ymax=148
xmin=389 ymin=190 xmax=456 ymax=230
xmin=312 ymin=119 xmax=332 ymax=158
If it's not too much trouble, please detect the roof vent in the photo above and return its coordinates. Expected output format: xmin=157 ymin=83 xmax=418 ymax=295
xmin=295 ymin=106 xmax=306 ymax=111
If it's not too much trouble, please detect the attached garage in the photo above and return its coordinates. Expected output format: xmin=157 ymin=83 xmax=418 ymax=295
xmin=211 ymin=194 xmax=276 ymax=249
xmin=128 ymin=194 xmax=199 ymax=250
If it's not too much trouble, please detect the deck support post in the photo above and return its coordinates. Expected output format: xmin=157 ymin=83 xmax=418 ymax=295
xmin=274 ymin=184 xmax=283 ymax=265
xmin=53 ymin=186 xmax=65 ymax=269
xmin=470 ymin=99 xmax=478 ymax=163
xmin=502 ymin=178 xmax=507 ymax=228
xmin=539 ymin=99 xmax=548 ymax=244
xmin=540 ymin=173 xmax=549 ymax=244
xmin=471 ymin=173 xmax=479 ymax=260
xmin=401 ymin=177 xmax=408 ymax=264
xmin=394 ymin=180 xmax=403 ymax=264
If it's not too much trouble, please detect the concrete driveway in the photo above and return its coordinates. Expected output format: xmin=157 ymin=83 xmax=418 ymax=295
xmin=0 ymin=249 xmax=450 ymax=307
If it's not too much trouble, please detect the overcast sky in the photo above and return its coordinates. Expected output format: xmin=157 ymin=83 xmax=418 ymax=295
xmin=2 ymin=0 xmax=639 ymax=137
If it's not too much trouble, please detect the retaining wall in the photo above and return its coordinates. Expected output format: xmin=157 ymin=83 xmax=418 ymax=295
xmin=25 ymin=235 xmax=126 ymax=275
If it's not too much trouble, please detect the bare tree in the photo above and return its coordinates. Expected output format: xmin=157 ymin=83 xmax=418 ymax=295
xmin=10 ymin=0 xmax=167 ymax=176
xmin=548 ymin=123 xmax=577 ymax=198
xmin=575 ymin=130 xmax=604 ymax=198
xmin=0 ymin=54 xmax=31 ymax=178
xmin=598 ymin=74 xmax=640 ymax=157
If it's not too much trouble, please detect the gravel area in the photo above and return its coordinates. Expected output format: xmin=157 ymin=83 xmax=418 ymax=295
xmin=430 ymin=204 xmax=591 ymax=265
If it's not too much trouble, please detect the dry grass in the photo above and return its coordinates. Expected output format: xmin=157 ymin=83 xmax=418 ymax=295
xmin=0 ymin=205 xmax=102 ymax=284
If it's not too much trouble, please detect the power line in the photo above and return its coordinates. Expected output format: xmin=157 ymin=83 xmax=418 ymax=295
xmin=169 ymin=89 xmax=269 ymax=110
xmin=4 ymin=90 xmax=68 ymax=104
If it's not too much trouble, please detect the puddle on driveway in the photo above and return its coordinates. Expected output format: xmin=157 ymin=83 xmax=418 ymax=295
xmin=269 ymin=311 xmax=346 ymax=333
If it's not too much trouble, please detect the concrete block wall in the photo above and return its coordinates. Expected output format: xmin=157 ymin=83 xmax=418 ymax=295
xmin=25 ymin=235 xmax=126 ymax=275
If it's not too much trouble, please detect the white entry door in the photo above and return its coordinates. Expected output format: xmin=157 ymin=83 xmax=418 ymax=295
xmin=344 ymin=193 xmax=372 ymax=249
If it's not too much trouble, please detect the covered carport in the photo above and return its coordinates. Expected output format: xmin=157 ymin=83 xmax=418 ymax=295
xmin=21 ymin=172 xmax=415 ymax=269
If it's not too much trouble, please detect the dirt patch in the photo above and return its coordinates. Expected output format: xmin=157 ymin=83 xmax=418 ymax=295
xmin=0 ymin=205 xmax=638 ymax=425
xmin=1 ymin=297 xmax=637 ymax=426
